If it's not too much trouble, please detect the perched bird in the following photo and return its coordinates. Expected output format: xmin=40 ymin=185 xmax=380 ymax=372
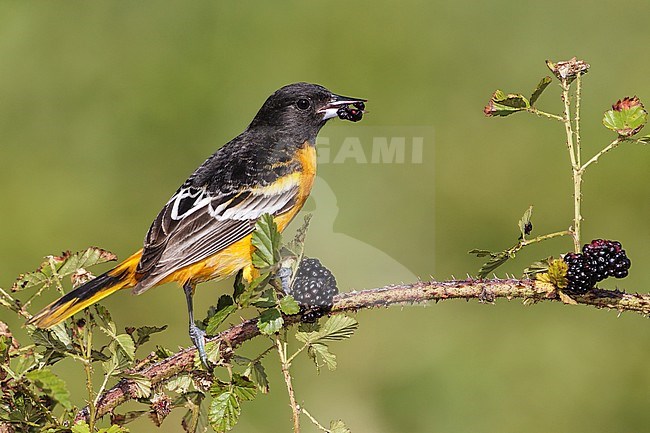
xmin=29 ymin=82 xmax=366 ymax=366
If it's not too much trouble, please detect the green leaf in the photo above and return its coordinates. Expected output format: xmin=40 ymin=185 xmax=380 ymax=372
xmin=165 ymin=374 xmax=193 ymax=394
xmin=101 ymin=324 xmax=136 ymax=362
xmin=121 ymin=374 xmax=151 ymax=399
xmin=155 ymin=345 xmax=174 ymax=359
xmin=232 ymin=271 xmax=246 ymax=302
xmin=484 ymin=90 xmax=530 ymax=117
xmin=49 ymin=323 xmax=73 ymax=349
xmin=251 ymin=214 xmax=281 ymax=268
xmin=296 ymin=315 xmax=358 ymax=344
xmin=529 ymin=76 xmax=552 ymax=106
xmin=330 ymin=419 xmax=352 ymax=433
xmin=244 ymin=361 xmax=269 ymax=393
xmin=114 ymin=334 xmax=136 ymax=361
xmin=30 ymin=328 xmax=68 ymax=352
xmin=231 ymin=374 xmax=257 ymax=402
xmin=25 ymin=368 xmax=73 ymax=410
xmin=250 ymin=288 xmax=277 ymax=309
xmin=518 ymin=206 xmax=533 ymax=239
xmin=71 ymin=422 xmax=92 ymax=433
xmin=93 ymin=304 xmax=113 ymax=328
xmin=133 ymin=325 xmax=167 ymax=347
xmin=206 ymin=296 xmax=236 ymax=335
xmin=279 ymin=295 xmax=300 ymax=315
xmin=257 ymin=309 xmax=283 ymax=335
xmin=57 ymin=247 xmax=118 ymax=278
xmin=308 ymin=343 xmax=337 ymax=371
xmin=476 ymin=253 xmax=510 ymax=279
xmin=603 ymin=104 xmax=648 ymax=137
xmin=523 ymin=258 xmax=551 ymax=278
xmin=208 ymin=391 xmax=241 ymax=432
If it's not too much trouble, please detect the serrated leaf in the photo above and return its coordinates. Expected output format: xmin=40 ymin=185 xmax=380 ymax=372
xmin=308 ymin=343 xmax=337 ymax=371
xmin=484 ymin=90 xmax=530 ymax=117
xmin=317 ymin=315 xmax=358 ymax=342
xmin=523 ymin=258 xmax=551 ymax=278
xmin=121 ymin=374 xmax=151 ymax=398
xmin=206 ymin=296 xmax=236 ymax=335
xmin=603 ymin=104 xmax=647 ymax=136
xmin=30 ymin=328 xmax=67 ymax=351
xmin=476 ymin=253 xmax=510 ymax=279
xmin=244 ymin=361 xmax=269 ymax=394
xmin=165 ymin=374 xmax=193 ymax=394
xmin=155 ymin=345 xmax=174 ymax=359
xmin=208 ymin=391 xmax=240 ymax=433
xmin=71 ymin=422 xmax=92 ymax=433
xmin=115 ymin=334 xmax=136 ymax=361
xmin=279 ymin=295 xmax=300 ymax=315
xmin=529 ymin=76 xmax=552 ymax=106
xmin=93 ymin=304 xmax=113 ymax=328
xmin=295 ymin=315 xmax=358 ymax=345
xmin=133 ymin=325 xmax=167 ymax=347
xmin=25 ymin=368 xmax=72 ymax=410
xmin=50 ymin=323 xmax=73 ymax=349
xmin=518 ymin=206 xmax=533 ymax=239
xmin=231 ymin=374 xmax=257 ymax=402
xmin=330 ymin=419 xmax=352 ymax=433
xmin=257 ymin=309 xmax=283 ymax=335
xmin=57 ymin=247 xmax=117 ymax=278
xmin=251 ymin=214 xmax=281 ymax=268
xmin=251 ymin=288 xmax=277 ymax=309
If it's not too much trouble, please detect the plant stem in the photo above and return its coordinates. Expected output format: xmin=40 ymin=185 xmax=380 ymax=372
xmin=301 ymin=407 xmax=329 ymax=432
xmin=520 ymin=230 xmax=572 ymax=247
xmin=575 ymin=74 xmax=582 ymax=168
xmin=275 ymin=336 xmax=300 ymax=433
xmin=579 ymin=138 xmax=622 ymax=173
xmin=82 ymin=311 xmax=97 ymax=431
xmin=524 ymin=107 xmax=564 ymax=122
xmin=561 ymin=78 xmax=581 ymax=252
xmin=0 ymin=288 xmax=31 ymax=320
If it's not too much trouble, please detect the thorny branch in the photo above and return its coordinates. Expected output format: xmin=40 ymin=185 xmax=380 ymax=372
xmin=78 ymin=277 xmax=650 ymax=422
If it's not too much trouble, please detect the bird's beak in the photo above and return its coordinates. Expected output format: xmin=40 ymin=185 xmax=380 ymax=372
xmin=318 ymin=93 xmax=367 ymax=120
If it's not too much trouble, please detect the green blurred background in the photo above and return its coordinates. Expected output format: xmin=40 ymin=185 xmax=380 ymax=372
xmin=2 ymin=1 xmax=650 ymax=432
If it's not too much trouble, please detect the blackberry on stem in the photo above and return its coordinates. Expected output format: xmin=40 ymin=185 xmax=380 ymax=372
xmin=563 ymin=252 xmax=595 ymax=294
xmin=286 ymin=257 xmax=338 ymax=322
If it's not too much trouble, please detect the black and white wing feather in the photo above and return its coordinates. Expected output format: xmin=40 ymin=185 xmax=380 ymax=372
xmin=134 ymin=174 xmax=300 ymax=292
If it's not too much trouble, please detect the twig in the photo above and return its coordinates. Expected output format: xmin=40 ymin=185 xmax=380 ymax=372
xmin=579 ymin=137 xmax=622 ymax=173
xmin=276 ymin=335 xmax=301 ymax=433
xmin=301 ymin=407 xmax=329 ymax=432
xmin=560 ymin=78 xmax=582 ymax=252
xmin=524 ymin=107 xmax=564 ymax=122
xmin=79 ymin=278 xmax=650 ymax=422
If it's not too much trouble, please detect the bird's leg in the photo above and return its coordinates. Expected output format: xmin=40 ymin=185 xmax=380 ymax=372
xmin=183 ymin=281 xmax=209 ymax=369
xmin=276 ymin=265 xmax=293 ymax=295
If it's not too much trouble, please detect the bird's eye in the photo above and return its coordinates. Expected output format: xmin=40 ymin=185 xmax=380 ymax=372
xmin=296 ymin=98 xmax=311 ymax=110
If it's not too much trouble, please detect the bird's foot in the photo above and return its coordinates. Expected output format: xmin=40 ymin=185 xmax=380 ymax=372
xmin=189 ymin=323 xmax=210 ymax=370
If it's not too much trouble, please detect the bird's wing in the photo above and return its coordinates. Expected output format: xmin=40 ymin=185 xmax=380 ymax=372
xmin=135 ymin=173 xmax=301 ymax=290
